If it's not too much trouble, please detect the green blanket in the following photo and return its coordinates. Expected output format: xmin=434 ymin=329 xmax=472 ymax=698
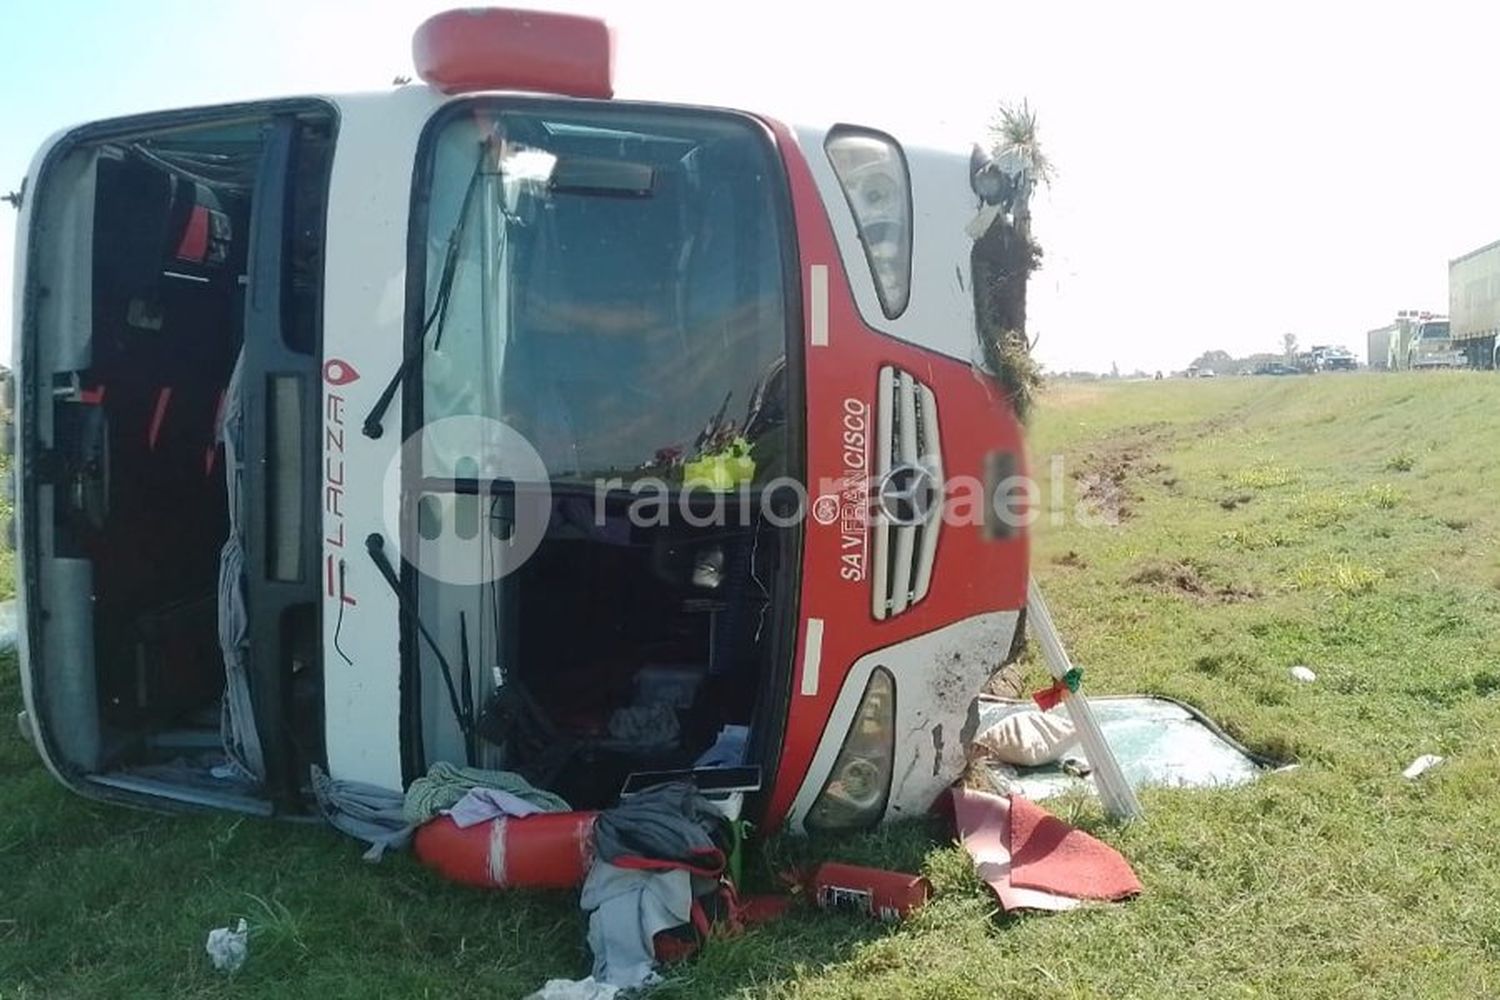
xmin=402 ymin=761 xmax=570 ymax=824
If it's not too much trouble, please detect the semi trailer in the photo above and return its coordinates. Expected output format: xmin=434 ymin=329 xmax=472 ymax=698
xmin=1449 ymin=239 xmax=1500 ymax=370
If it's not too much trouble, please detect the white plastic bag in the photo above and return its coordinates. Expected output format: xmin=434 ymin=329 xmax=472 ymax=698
xmin=525 ymin=977 xmax=621 ymax=1000
xmin=205 ymin=918 xmax=248 ymax=973
xmin=1402 ymin=754 xmax=1444 ymax=780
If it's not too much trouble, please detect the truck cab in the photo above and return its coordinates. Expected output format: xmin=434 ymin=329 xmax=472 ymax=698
xmin=1406 ymin=317 xmax=1466 ymax=369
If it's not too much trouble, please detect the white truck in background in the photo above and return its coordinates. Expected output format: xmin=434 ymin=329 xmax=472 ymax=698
xmin=1374 ymin=311 xmax=1464 ymax=371
xmin=1450 ymin=240 xmax=1500 ymax=370
xmin=1404 ymin=316 xmax=1465 ymax=369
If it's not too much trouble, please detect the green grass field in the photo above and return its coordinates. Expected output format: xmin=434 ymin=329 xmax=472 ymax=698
xmin=4 ymin=372 xmax=1500 ymax=998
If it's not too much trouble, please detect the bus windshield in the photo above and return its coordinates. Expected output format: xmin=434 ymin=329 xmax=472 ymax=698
xmin=414 ymin=103 xmax=792 ymax=487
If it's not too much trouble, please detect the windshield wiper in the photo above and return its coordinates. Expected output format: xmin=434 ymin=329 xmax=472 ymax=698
xmin=365 ymin=532 xmax=475 ymax=763
xmin=362 ymin=145 xmax=488 ymax=439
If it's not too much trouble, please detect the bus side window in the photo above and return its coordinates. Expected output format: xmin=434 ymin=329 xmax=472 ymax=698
xmin=281 ymin=121 xmax=335 ymax=357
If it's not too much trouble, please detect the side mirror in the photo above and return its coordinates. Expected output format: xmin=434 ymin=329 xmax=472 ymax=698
xmin=969 ymin=145 xmax=1032 ymax=217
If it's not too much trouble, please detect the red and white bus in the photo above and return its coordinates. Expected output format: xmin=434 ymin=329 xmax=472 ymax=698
xmin=9 ymin=8 xmax=1029 ymax=835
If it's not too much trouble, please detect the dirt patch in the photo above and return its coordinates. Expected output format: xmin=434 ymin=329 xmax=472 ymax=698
xmin=1220 ymin=491 xmax=1254 ymax=510
xmin=982 ymin=663 xmax=1028 ymax=699
xmin=1068 ymin=423 xmax=1176 ymax=523
xmin=1072 ymin=449 xmax=1154 ymax=522
xmin=1052 ymin=549 xmax=1089 ymax=569
xmin=1074 ymin=462 xmax=1136 ymax=522
xmin=1129 ymin=559 xmax=1211 ymax=594
xmin=1127 ymin=558 xmax=1259 ymax=603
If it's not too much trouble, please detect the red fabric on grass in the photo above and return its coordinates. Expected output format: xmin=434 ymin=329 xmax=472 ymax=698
xmin=738 ymin=894 xmax=795 ymax=925
xmin=1007 ymin=794 xmax=1141 ymax=900
xmin=951 ymin=787 xmax=1077 ymax=912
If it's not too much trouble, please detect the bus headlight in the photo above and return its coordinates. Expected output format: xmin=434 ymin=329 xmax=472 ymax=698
xmin=825 ymin=129 xmax=912 ymax=319
xmin=805 ymin=668 xmax=896 ymax=831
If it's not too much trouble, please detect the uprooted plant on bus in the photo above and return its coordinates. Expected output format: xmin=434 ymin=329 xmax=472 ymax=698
xmin=971 ymin=100 xmax=1051 ymax=421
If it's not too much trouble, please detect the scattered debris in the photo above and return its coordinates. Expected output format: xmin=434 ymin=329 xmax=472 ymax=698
xmin=812 ymin=862 xmax=930 ymax=922
xmin=404 ymin=761 xmax=570 ymax=825
xmin=0 ymin=599 xmax=16 ymax=653
xmin=974 ymin=708 xmax=1078 ymax=766
xmin=582 ymin=783 xmax=734 ymax=989
xmin=1402 ymin=754 xmax=1444 ymax=780
xmin=205 ymin=918 xmax=248 ymax=973
xmin=415 ymin=811 xmax=598 ymax=890
xmin=976 ymin=695 xmax=1271 ymax=799
xmin=525 ymin=978 xmax=620 ymax=1000
xmin=310 ymin=765 xmax=412 ymax=862
xmin=1289 ymin=666 xmax=1317 ymax=683
xmin=952 ymin=787 xmax=1140 ymax=913
xmin=1008 ymin=793 xmax=1140 ymax=899
xmin=1060 ymin=756 xmax=1092 ymax=778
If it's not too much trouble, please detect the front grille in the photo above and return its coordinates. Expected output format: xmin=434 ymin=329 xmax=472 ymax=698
xmin=871 ymin=365 xmax=943 ymax=620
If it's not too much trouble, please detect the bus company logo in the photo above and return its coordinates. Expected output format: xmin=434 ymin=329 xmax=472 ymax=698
xmin=324 ymin=360 xmax=357 ymax=610
xmin=835 ymin=397 xmax=870 ymax=582
xmin=322 ymin=358 xmax=360 ymax=386
xmin=876 ymin=462 xmax=939 ymax=527
xmin=812 ymin=494 xmax=840 ymax=525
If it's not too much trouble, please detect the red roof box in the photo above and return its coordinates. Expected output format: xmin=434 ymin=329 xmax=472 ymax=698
xmin=413 ymin=8 xmax=614 ymax=99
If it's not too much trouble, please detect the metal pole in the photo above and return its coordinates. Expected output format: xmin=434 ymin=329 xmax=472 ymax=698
xmin=1027 ymin=578 xmax=1143 ymax=820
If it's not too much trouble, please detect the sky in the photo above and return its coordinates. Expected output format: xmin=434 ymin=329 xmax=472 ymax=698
xmin=3 ymin=0 xmax=1498 ymax=374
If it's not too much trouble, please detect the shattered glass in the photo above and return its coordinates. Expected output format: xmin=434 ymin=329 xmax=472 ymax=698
xmin=978 ymin=696 xmax=1269 ymax=800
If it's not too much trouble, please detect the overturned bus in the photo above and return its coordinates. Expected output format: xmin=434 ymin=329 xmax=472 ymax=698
xmin=9 ymin=8 xmax=1031 ymax=837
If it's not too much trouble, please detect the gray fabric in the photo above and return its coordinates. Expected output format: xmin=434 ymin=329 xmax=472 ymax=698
xmin=606 ymin=704 xmax=679 ymax=747
xmin=580 ymin=861 xmax=691 ymax=988
xmin=216 ymin=353 xmax=263 ymax=783
xmin=593 ymin=781 xmax=724 ymax=869
xmin=310 ymin=765 xmax=414 ymax=862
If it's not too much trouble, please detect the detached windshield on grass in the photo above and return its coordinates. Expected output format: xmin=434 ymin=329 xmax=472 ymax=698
xmin=417 ymin=105 xmax=790 ymax=486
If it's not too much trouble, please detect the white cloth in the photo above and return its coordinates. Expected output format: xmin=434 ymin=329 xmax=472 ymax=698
xmin=205 ymin=918 xmax=249 ymax=972
xmin=445 ymin=786 xmax=546 ymax=828
xmin=976 ymin=709 xmax=1079 ymax=766
xmin=524 ymin=977 xmax=621 ymax=1000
